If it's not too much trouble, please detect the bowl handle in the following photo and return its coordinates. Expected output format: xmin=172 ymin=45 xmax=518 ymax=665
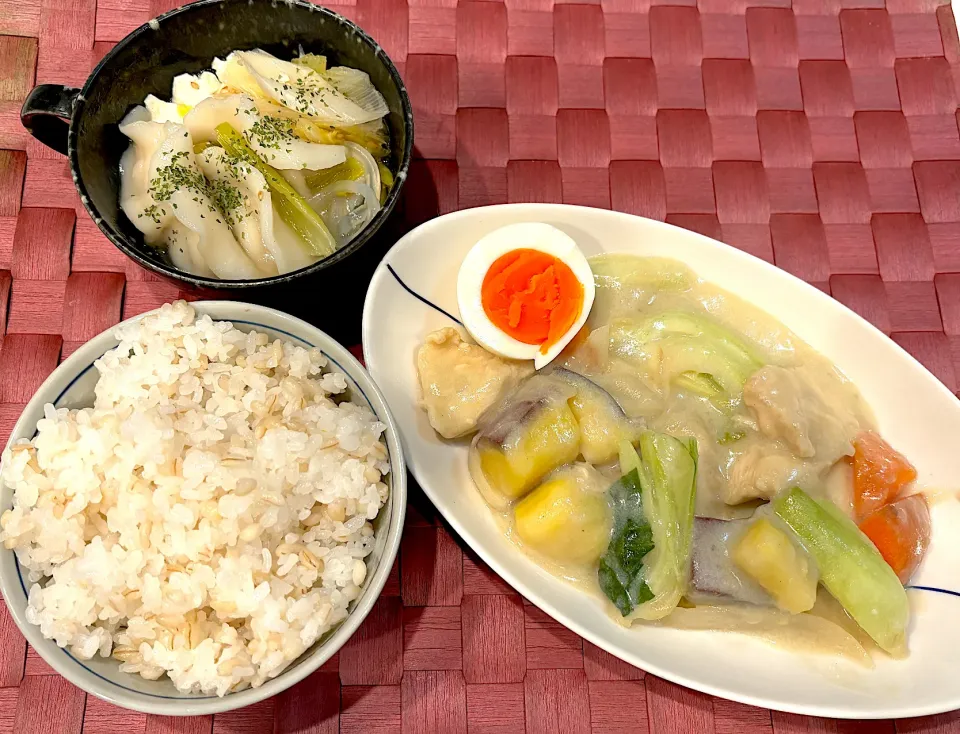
xmin=21 ymin=85 xmax=81 ymax=156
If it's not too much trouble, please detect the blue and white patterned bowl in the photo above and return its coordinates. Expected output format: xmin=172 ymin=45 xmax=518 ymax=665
xmin=0 ymin=301 xmax=406 ymax=715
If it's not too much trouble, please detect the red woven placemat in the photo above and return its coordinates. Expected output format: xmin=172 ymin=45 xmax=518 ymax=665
xmin=2 ymin=0 xmax=960 ymax=731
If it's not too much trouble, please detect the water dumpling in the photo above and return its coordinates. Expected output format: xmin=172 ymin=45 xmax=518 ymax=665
xmin=184 ymin=95 xmax=347 ymax=171
xmin=469 ymin=375 xmax=581 ymax=510
xmin=155 ymin=136 xmax=263 ymax=280
xmin=195 ymin=145 xmax=274 ymax=272
xmin=166 ymin=221 xmax=214 ymax=277
xmin=118 ymin=106 xmax=174 ymax=243
xmin=196 ymin=147 xmax=315 ymax=275
xmin=118 ymin=115 xmax=263 ymax=280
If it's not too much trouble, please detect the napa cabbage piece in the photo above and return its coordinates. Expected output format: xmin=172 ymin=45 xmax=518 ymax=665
xmin=609 ymin=311 xmax=764 ymax=407
xmin=599 ymin=434 xmax=698 ymax=620
xmin=304 ymin=142 xmax=383 ymax=248
xmin=293 ymin=117 xmax=390 ymax=159
xmin=324 ymin=66 xmax=391 ymax=120
xmin=293 ymin=52 xmax=327 ymax=74
xmin=589 ymin=254 xmax=695 ymax=294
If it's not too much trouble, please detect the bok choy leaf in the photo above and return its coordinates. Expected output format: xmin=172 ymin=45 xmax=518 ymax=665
xmin=599 ymin=433 xmax=698 ymax=619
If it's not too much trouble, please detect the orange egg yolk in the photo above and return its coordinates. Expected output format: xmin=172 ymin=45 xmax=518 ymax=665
xmin=480 ymin=248 xmax=584 ymax=355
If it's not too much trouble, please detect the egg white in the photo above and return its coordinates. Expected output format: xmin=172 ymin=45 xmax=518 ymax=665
xmin=144 ymin=72 xmax=224 ymax=124
xmin=172 ymin=71 xmax=224 ymax=108
xmin=144 ymin=94 xmax=184 ymax=123
xmin=456 ymin=222 xmax=596 ymax=370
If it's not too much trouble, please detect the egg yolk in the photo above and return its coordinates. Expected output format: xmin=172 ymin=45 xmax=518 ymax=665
xmin=480 ymin=249 xmax=584 ymax=354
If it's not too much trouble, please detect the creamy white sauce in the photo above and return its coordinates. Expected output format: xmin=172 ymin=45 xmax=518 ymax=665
xmin=476 ymin=255 xmax=883 ymax=657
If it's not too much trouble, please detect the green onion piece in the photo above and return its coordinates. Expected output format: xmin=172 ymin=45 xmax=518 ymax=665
xmin=378 ymin=162 xmax=394 ymax=204
xmin=305 ymin=158 xmax=365 ymax=192
xmin=215 ymin=122 xmax=336 ymax=257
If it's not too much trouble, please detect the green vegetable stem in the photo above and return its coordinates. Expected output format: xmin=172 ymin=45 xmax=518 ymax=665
xmin=215 ymin=123 xmax=336 ymax=257
xmin=773 ymin=487 xmax=909 ymax=655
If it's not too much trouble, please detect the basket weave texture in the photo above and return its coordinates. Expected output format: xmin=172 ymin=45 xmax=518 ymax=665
xmin=1 ymin=0 xmax=960 ymax=731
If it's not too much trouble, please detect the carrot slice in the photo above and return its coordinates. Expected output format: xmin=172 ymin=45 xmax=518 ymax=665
xmin=852 ymin=432 xmax=918 ymax=521
xmin=858 ymin=494 xmax=931 ymax=584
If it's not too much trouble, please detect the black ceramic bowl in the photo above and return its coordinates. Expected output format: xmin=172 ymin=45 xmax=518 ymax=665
xmin=20 ymin=0 xmax=412 ymax=289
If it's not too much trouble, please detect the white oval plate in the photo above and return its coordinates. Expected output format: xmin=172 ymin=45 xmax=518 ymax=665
xmin=362 ymin=204 xmax=960 ymax=719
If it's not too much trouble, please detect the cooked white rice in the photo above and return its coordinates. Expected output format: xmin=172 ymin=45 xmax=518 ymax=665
xmin=0 ymin=301 xmax=389 ymax=696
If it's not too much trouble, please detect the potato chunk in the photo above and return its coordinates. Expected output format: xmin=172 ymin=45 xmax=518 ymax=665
xmin=514 ymin=464 xmax=612 ymax=565
xmin=731 ymin=518 xmax=818 ymax=614
xmin=472 ymin=401 xmax=580 ymax=508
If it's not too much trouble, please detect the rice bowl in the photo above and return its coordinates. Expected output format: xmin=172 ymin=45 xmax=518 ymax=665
xmin=0 ymin=301 xmax=404 ymax=715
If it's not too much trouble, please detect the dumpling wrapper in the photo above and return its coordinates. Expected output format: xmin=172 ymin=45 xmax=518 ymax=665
xmin=184 ymin=94 xmax=346 ymax=171
xmin=119 ymin=106 xmax=174 ymax=242
xmin=167 ymin=221 xmax=215 ymax=278
xmin=215 ymin=50 xmax=386 ymax=126
xmin=197 ymin=146 xmax=316 ymax=275
xmin=118 ymin=113 xmax=264 ymax=279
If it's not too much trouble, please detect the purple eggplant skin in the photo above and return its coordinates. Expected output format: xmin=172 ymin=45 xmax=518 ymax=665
xmin=477 ymin=373 xmax=576 ymax=446
xmin=481 ymin=368 xmax=633 ymax=446
xmin=690 ymin=517 xmax=773 ymax=607
xmin=550 ymin=368 xmax=645 ymax=464
xmin=551 ymin=367 xmax=631 ymax=419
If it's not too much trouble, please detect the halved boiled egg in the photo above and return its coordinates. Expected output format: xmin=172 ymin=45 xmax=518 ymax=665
xmin=457 ymin=223 xmax=595 ymax=370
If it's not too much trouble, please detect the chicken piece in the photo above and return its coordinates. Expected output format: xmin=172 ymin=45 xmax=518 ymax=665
xmin=743 ymin=365 xmax=861 ymax=461
xmin=417 ymin=328 xmax=535 ymax=439
xmin=724 ymin=444 xmax=803 ymax=504
xmin=743 ymin=366 xmax=815 ymax=457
